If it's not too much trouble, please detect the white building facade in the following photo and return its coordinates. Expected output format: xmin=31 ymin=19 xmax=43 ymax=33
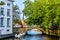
xmin=0 ymin=0 xmax=13 ymax=35
xmin=15 ymin=9 xmax=21 ymax=21
xmin=13 ymin=5 xmax=21 ymax=21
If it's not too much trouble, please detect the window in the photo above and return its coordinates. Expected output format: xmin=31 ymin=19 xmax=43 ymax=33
xmin=0 ymin=17 xmax=4 ymax=27
xmin=7 ymin=29 xmax=9 ymax=32
xmin=7 ymin=9 xmax=10 ymax=16
xmin=7 ymin=18 xmax=10 ymax=27
xmin=17 ymin=15 xmax=20 ymax=19
xmin=7 ymin=3 xmax=10 ymax=6
xmin=17 ymin=12 xmax=19 ymax=14
xmin=0 ymin=7 xmax=4 ymax=15
xmin=0 ymin=30 xmax=1 ymax=34
xmin=16 ymin=11 xmax=20 ymax=14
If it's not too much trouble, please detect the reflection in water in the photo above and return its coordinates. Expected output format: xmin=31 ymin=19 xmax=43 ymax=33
xmin=0 ymin=35 xmax=60 ymax=40
xmin=21 ymin=35 xmax=44 ymax=40
xmin=44 ymin=36 xmax=60 ymax=40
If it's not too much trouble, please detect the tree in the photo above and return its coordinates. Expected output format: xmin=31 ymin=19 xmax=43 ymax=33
xmin=0 ymin=1 xmax=5 ymax=5
xmin=23 ymin=0 xmax=60 ymax=30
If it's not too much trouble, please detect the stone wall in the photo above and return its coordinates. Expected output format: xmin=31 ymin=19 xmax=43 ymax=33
xmin=15 ymin=27 xmax=60 ymax=37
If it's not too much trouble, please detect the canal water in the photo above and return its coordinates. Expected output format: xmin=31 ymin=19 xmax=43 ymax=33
xmin=0 ymin=35 xmax=60 ymax=40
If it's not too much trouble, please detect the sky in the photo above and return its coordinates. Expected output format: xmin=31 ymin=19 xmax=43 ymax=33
xmin=14 ymin=0 xmax=25 ymax=20
xmin=14 ymin=0 xmax=34 ymax=11
xmin=14 ymin=0 xmax=34 ymax=19
xmin=14 ymin=0 xmax=25 ymax=11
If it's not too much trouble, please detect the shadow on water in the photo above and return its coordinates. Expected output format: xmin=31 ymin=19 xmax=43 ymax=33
xmin=43 ymin=36 xmax=60 ymax=40
xmin=21 ymin=35 xmax=60 ymax=40
xmin=0 ymin=35 xmax=60 ymax=40
xmin=0 ymin=38 xmax=21 ymax=40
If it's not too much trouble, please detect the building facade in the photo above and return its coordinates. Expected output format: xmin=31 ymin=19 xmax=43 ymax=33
xmin=0 ymin=0 xmax=13 ymax=35
xmin=15 ymin=8 xmax=21 ymax=21
xmin=13 ymin=5 xmax=21 ymax=21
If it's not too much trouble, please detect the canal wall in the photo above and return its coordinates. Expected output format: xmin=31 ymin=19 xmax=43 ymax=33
xmin=38 ymin=28 xmax=60 ymax=37
xmin=15 ymin=27 xmax=60 ymax=37
xmin=0 ymin=34 xmax=14 ymax=38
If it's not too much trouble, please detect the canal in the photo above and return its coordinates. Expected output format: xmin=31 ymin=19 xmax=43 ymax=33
xmin=0 ymin=35 xmax=60 ymax=40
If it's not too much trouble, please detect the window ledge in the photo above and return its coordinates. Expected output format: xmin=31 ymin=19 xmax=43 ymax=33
xmin=7 ymin=15 xmax=11 ymax=17
xmin=7 ymin=26 xmax=10 ymax=27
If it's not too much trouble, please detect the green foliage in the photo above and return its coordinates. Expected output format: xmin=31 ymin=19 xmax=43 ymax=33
xmin=23 ymin=0 xmax=60 ymax=29
xmin=13 ymin=19 xmax=19 ymax=24
xmin=0 ymin=1 xmax=5 ymax=5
